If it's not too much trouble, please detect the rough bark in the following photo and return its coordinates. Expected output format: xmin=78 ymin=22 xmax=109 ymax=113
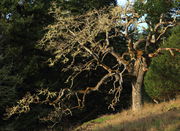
xmin=132 ymin=58 xmax=146 ymax=111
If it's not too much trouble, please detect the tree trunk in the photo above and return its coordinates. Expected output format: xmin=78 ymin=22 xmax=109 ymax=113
xmin=132 ymin=58 xmax=147 ymax=111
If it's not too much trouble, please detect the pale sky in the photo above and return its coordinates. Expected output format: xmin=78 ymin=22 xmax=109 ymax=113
xmin=117 ymin=0 xmax=148 ymax=31
xmin=117 ymin=0 xmax=126 ymax=5
xmin=117 ymin=0 xmax=134 ymax=6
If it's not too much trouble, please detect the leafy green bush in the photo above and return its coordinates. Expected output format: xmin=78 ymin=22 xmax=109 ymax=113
xmin=144 ymin=26 xmax=180 ymax=101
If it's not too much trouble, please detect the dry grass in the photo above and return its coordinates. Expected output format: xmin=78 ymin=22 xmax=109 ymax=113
xmin=74 ymin=99 xmax=180 ymax=131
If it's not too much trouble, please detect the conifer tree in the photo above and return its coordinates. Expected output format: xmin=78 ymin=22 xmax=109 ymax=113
xmin=0 ymin=0 xmax=117 ymax=130
xmin=144 ymin=26 xmax=180 ymax=102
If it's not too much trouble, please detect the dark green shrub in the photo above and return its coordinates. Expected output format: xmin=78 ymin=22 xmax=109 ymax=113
xmin=144 ymin=26 xmax=180 ymax=101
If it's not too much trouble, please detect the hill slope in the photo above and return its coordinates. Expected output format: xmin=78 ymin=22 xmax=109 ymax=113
xmin=74 ymin=99 xmax=180 ymax=131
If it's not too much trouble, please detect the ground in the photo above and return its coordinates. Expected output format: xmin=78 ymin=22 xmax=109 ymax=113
xmin=73 ymin=99 xmax=180 ymax=131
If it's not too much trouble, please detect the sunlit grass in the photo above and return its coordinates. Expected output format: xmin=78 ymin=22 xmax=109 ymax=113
xmin=74 ymin=99 xmax=180 ymax=131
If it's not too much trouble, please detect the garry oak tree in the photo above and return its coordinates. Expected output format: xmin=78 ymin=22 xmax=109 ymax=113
xmin=0 ymin=0 xmax=117 ymax=129
xmin=4 ymin=1 xmax=180 ymax=125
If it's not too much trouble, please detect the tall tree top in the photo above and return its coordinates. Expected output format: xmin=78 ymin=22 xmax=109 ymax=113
xmin=58 ymin=0 xmax=117 ymax=15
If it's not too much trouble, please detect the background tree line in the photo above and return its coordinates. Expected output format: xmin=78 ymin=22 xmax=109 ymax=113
xmin=0 ymin=0 xmax=179 ymax=130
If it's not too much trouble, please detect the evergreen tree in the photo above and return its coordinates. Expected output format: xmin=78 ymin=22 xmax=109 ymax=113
xmin=134 ymin=0 xmax=177 ymax=25
xmin=59 ymin=0 xmax=117 ymax=15
xmin=0 ymin=0 xmax=55 ymax=130
xmin=144 ymin=26 xmax=180 ymax=101
xmin=0 ymin=0 xmax=118 ymax=130
xmin=6 ymin=2 xmax=178 ymax=126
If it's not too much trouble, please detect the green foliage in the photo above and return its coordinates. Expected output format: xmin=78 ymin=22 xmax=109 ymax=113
xmin=0 ymin=0 xmax=56 ymax=130
xmin=134 ymin=0 xmax=176 ymax=25
xmin=0 ymin=0 xmax=178 ymax=130
xmin=58 ymin=0 xmax=117 ymax=15
xmin=0 ymin=0 xmax=118 ymax=130
xmin=144 ymin=26 xmax=180 ymax=101
xmin=0 ymin=66 xmax=21 ymax=111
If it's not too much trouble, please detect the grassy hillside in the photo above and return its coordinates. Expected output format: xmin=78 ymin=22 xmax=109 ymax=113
xmin=73 ymin=99 xmax=180 ymax=131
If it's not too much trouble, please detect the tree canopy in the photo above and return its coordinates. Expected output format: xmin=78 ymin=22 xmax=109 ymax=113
xmin=0 ymin=0 xmax=179 ymax=130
